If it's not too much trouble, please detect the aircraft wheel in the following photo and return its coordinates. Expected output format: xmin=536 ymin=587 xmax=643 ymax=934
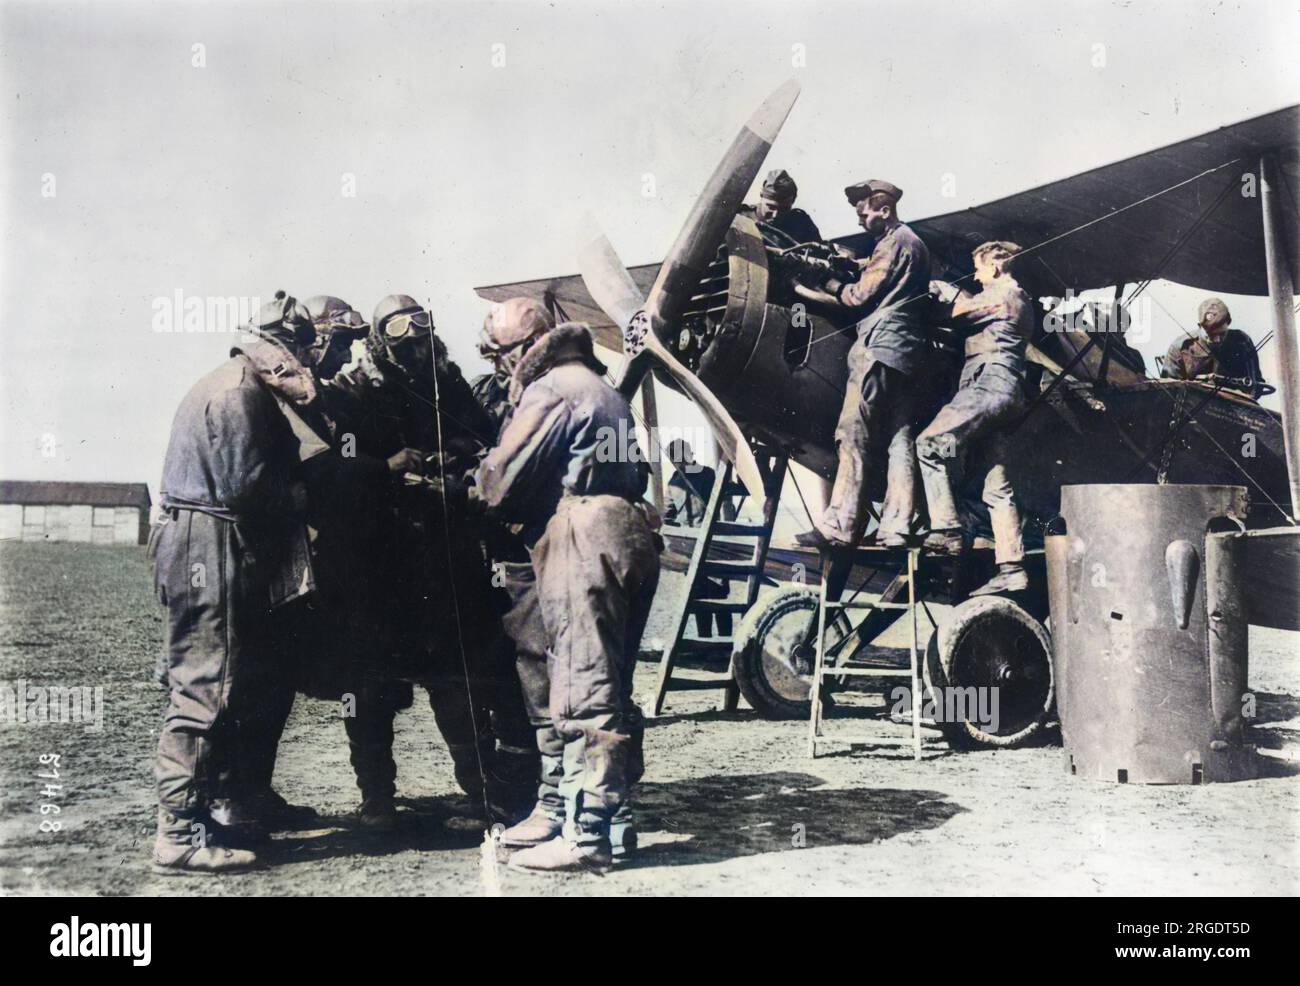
xmin=733 ymin=585 xmax=848 ymax=719
xmin=923 ymin=595 xmax=1054 ymax=749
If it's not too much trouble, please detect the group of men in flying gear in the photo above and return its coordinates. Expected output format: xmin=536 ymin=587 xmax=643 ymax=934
xmin=151 ymin=288 xmax=659 ymax=875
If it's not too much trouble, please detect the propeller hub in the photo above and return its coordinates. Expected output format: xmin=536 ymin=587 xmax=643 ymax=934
xmin=624 ymin=310 xmax=652 ymax=356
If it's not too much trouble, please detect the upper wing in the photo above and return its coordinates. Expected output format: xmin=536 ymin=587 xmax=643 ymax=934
xmin=476 ymin=104 xmax=1300 ymax=310
xmin=909 ymin=104 xmax=1300 ymax=296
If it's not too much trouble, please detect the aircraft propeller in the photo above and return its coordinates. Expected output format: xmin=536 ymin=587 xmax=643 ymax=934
xmin=577 ymin=79 xmax=801 ymax=499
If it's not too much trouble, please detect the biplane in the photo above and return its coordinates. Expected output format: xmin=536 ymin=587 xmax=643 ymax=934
xmin=476 ymin=83 xmax=1300 ymax=749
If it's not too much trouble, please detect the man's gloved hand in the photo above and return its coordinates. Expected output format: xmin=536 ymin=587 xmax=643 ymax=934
xmin=386 ymin=448 xmax=424 ymax=475
xmin=402 ymin=470 xmax=471 ymax=511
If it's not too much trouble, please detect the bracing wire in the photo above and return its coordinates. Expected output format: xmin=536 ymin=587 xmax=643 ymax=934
xmin=423 ymin=311 xmax=495 ymax=827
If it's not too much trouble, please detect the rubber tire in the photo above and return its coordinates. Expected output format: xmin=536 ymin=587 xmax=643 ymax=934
xmin=732 ymin=585 xmax=831 ymax=720
xmin=923 ymin=595 xmax=1054 ymax=749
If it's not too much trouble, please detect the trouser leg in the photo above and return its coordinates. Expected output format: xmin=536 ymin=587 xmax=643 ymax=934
xmin=981 ymin=435 xmax=1025 ymax=565
xmin=622 ymin=560 xmax=657 ymax=791
xmin=236 ymin=674 xmax=295 ymax=800
xmin=917 ymin=382 xmax=1004 ymax=532
xmin=534 ymin=498 xmax=659 ymax=846
xmin=918 ymin=372 xmax=1023 ymax=558
xmin=821 ymin=367 xmax=872 ymax=542
xmin=503 ymin=561 xmax=563 ymax=815
xmin=520 ymin=673 xmax=565 ymax=815
xmin=483 ymin=637 xmax=542 ymax=816
xmin=426 ymin=677 xmax=495 ymax=803
xmin=917 ymin=407 xmax=975 ymax=533
xmin=878 ymin=392 xmax=918 ymax=539
xmin=344 ymin=706 xmax=397 ymax=803
xmin=343 ymin=680 xmax=404 ymax=803
xmin=821 ymin=352 xmax=912 ymax=544
xmin=514 ymin=651 xmax=563 ymax=813
xmin=479 ymin=577 xmax=539 ymax=763
xmin=155 ymin=512 xmax=258 ymax=818
xmin=424 ymin=563 xmax=538 ymax=816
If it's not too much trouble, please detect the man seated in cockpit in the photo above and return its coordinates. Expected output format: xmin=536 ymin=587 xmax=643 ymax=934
xmin=745 ymin=169 xmax=823 ymax=244
xmin=1161 ymin=297 xmax=1268 ymax=399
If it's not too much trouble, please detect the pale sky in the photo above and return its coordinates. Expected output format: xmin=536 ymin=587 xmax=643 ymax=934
xmin=2 ymin=0 xmax=1297 ymax=517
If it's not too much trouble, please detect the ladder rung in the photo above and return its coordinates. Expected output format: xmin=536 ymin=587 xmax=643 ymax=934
xmin=666 ymin=674 xmax=734 ymax=691
xmin=887 ymin=715 xmax=942 ymax=729
xmin=811 ymin=734 xmax=923 ymax=748
xmin=676 ymin=638 xmax=734 ymax=653
xmin=817 ymin=666 xmax=911 ymax=678
xmin=824 ymin=599 xmax=910 ymax=611
xmin=655 ymin=452 xmax=786 ymax=717
xmin=830 ymin=545 xmax=921 ymax=558
xmin=688 ymin=599 xmax=750 ymax=613
xmin=713 ymin=522 xmax=768 ymax=536
xmin=701 ymin=560 xmax=760 ymax=577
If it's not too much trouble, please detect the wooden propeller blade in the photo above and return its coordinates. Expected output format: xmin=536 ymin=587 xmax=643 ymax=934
xmin=579 ymin=227 xmax=765 ymax=499
xmin=646 ymin=78 xmax=800 ymax=328
xmin=577 ymin=221 xmax=646 ymax=333
xmin=574 ymin=76 xmax=804 ymax=504
xmin=634 ymin=329 xmax=766 ymax=501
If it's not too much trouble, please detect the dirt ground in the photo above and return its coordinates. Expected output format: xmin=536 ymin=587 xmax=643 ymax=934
xmin=1 ymin=541 xmax=1297 ymax=897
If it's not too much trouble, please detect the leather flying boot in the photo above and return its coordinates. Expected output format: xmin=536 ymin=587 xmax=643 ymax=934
xmin=152 ymin=808 xmax=261 ymax=876
xmin=252 ymin=788 xmax=319 ymax=829
xmin=610 ymin=802 xmax=637 ymax=861
xmin=357 ymin=796 xmax=399 ymax=832
xmin=499 ymin=803 xmax=564 ymax=848
xmin=507 ymin=834 xmax=611 ymax=874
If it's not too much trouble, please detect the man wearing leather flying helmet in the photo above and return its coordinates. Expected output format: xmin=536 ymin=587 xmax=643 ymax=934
xmin=472 ymin=296 xmax=554 ymax=429
xmin=303 ymin=295 xmax=369 ymax=380
xmin=320 ymin=294 xmax=538 ymax=828
xmin=471 ymin=312 xmax=661 ymax=874
xmin=151 ymin=290 xmax=324 ymax=874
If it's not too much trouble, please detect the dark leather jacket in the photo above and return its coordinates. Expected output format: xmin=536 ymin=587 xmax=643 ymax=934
xmin=158 ymin=352 xmax=299 ymax=524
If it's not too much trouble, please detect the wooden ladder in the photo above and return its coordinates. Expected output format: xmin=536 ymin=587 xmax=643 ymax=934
xmin=651 ymin=446 xmax=788 ymax=715
xmin=808 ymin=546 xmax=928 ymax=759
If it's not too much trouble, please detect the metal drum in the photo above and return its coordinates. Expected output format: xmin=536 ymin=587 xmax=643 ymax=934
xmin=1045 ymin=484 xmax=1256 ymax=783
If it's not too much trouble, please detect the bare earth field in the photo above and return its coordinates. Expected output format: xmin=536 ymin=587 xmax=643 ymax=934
xmin=1 ymin=541 xmax=1297 ymax=897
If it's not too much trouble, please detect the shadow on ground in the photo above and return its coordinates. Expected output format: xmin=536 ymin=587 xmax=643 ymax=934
xmin=1253 ymin=690 xmax=1300 ymax=726
xmin=629 ymin=770 xmax=961 ymax=866
xmin=1247 ymin=691 xmax=1300 ymax=776
xmin=259 ymin=771 xmax=962 ymax=871
xmin=265 ymin=795 xmax=489 ymax=867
